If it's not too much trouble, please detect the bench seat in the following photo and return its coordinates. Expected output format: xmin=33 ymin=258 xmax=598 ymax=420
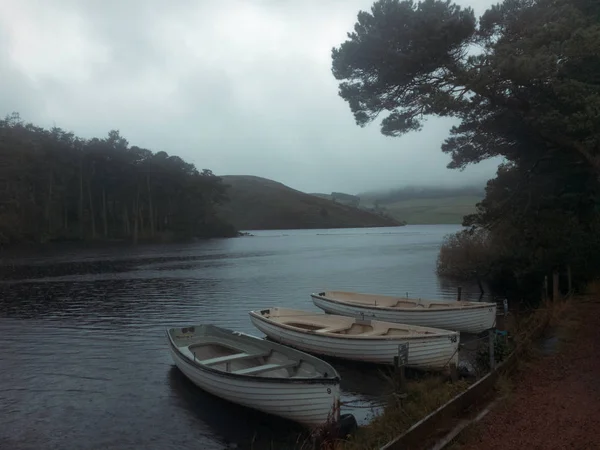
xmin=233 ymin=361 xmax=298 ymax=375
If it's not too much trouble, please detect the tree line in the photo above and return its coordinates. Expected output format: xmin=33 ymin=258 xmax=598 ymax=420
xmin=0 ymin=113 xmax=236 ymax=246
xmin=332 ymin=0 xmax=600 ymax=301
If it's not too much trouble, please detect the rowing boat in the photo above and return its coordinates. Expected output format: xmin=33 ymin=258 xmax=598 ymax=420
xmin=249 ymin=307 xmax=459 ymax=370
xmin=311 ymin=291 xmax=496 ymax=334
xmin=166 ymin=324 xmax=341 ymax=427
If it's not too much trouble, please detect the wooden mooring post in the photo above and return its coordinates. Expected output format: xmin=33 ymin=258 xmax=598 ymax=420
xmin=488 ymin=329 xmax=496 ymax=371
xmin=552 ymin=270 xmax=560 ymax=301
xmin=457 ymin=286 xmax=462 ymax=301
xmin=394 ymin=343 xmax=409 ymax=406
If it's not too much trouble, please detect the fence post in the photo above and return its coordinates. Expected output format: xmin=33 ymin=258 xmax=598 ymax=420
xmin=394 ymin=343 xmax=409 ymax=406
xmin=488 ymin=329 xmax=495 ymax=371
xmin=552 ymin=270 xmax=560 ymax=301
xmin=449 ymin=362 xmax=458 ymax=383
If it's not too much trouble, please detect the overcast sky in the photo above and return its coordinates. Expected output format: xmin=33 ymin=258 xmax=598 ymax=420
xmin=0 ymin=0 xmax=502 ymax=194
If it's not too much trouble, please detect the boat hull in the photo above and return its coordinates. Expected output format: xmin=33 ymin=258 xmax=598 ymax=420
xmin=311 ymin=295 xmax=496 ymax=334
xmin=167 ymin=338 xmax=340 ymax=428
xmin=250 ymin=313 xmax=459 ymax=370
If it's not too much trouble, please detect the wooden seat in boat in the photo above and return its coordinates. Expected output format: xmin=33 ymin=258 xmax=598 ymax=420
xmin=315 ymin=326 xmax=349 ymax=334
xmin=360 ymin=330 xmax=387 ymax=336
xmin=233 ymin=361 xmax=299 ymax=375
xmin=199 ymin=351 xmax=269 ymax=366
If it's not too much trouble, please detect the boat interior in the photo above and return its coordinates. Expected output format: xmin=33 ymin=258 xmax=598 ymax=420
xmin=170 ymin=327 xmax=329 ymax=379
xmin=315 ymin=291 xmax=481 ymax=309
xmin=257 ymin=308 xmax=443 ymax=337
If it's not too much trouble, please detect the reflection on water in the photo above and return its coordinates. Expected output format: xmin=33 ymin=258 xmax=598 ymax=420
xmin=0 ymin=225 xmax=493 ymax=450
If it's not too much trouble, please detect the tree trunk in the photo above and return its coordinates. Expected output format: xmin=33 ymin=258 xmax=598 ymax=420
xmin=567 ymin=265 xmax=572 ymax=294
xmin=63 ymin=199 xmax=68 ymax=231
xmin=88 ymin=179 xmax=96 ymax=239
xmin=132 ymin=206 xmax=138 ymax=244
xmin=475 ymin=273 xmax=485 ymax=296
xmin=146 ymin=175 xmax=154 ymax=237
xmin=132 ymin=184 xmax=140 ymax=244
xmin=139 ymin=206 xmax=145 ymax=236
xmin=102 ymin=187 xmax=108 ymax=238
xmin=552 ymin=270 xmax=560 ymax=301
xmin=45 ymin=172 xmax=53 ymax=235
xmin=79 ymin=158 xmax=84 ymax=239
xmin=123 ymin=204 xmax=130 ymax=236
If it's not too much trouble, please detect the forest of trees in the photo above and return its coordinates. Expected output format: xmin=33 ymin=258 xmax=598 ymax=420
xmin=0 ymin=113 xmax=237 ymax=246
xmin=332 ymin=0 xmax=600 ymax=300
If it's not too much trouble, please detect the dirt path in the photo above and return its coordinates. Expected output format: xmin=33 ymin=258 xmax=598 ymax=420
xmin=457 ymin=299 xmax=600 ymax=450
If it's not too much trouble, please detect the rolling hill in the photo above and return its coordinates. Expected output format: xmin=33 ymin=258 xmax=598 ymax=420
xmin=217 ymin=176 xmax=401 ymax=231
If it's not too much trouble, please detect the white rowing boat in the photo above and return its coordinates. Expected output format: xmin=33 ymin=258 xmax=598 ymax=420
xmin=311 ymin=291 xmax=496 ymax=334
xmin=249 ymin=307 xmax=459 ymax=370
xmin=166 ymin=324 xmax=341 ymax=428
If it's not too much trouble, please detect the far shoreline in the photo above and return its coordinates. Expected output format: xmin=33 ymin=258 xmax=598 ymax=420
xmin=0 ymin=223 xmax=464 ymax=261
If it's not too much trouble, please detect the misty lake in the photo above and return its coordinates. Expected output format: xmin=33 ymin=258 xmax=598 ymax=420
xmin=0 ymin=225 xmax=492 ymax=450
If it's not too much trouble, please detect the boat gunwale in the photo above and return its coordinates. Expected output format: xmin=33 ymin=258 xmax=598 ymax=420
xmin=165 ymin=328 xmax=341 ymax=385
xmin=249 ymin=309 xmax=459 ymax=340
xmin=311 ymin=292 xmax=497 ymax=313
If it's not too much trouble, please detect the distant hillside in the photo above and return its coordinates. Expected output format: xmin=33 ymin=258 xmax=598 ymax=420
xmin=309 ymin=193 xmax=332 ymax=200
xmin=217 ymin=176 xmax=401 ymax=230
xmin=360 ymin=185 xmax=485 ymax=204
xmin=359 ymin=185 xmax=485 ymax=224
xmin=370 ymin=195 xmax=483 ymax=224
xmin=308 ymin=192 xmax=360 ymax=207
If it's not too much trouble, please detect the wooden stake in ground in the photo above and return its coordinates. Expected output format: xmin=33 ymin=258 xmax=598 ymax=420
xmin=488 ymin=329 xmax=495 ymax=371
xmin=394 ymin=343 xmax=409 ymax=406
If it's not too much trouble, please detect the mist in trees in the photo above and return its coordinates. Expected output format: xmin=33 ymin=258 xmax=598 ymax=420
xmin=0 ymin=113 xmax=236 ymax=246
xmin=332 ymin=0 xmax=600 ymax=297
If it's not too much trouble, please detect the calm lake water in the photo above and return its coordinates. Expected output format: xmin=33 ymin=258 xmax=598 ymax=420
xmin=0 ymin=225 xmax=490 ymax=450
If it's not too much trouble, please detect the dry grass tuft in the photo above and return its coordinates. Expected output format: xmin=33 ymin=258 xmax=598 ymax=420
xmin=334 ymin=376 xmax=469 ymax=450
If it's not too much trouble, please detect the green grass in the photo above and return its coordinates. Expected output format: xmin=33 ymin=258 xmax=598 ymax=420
xmin=365 ymin=195 xmax=482 ymax=225
xmin=217 ymin=176 xmax=401 ymax=231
